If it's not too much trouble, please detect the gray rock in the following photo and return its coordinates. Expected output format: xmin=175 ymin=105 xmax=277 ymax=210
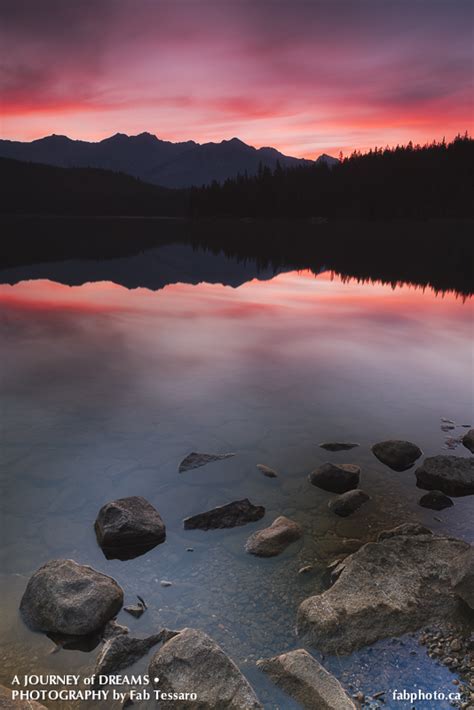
xmin=319 ymin=442 xmax=359 ymax=452
xmin=257 ymin=649 xmax=356 ymax=710
xmin=308 ymin=463 xmax=360 ymax=493
xmin=328 ymin=489 xmax=370 ymax=517
xmin=245 ymin=516 xmax=303 ymax=557
xmin=95 ymin=496 xmax=166 ymax=560
xmin=183 ymin=499 xmax=265 ymax=530
xmin=372 ymin=440 xmax=422 ymax=471
xmin=95 ymin=632 xmax=163 ymax=675
xmin=0 ymin=684 xmax=48 ymax=709
xmin=256 ymin=464 xmax=278 ymax=478
xmin=103 ymin=619 xmax=129 ymax=640
xmin=418 ymin=490 xmax=454 ymax=510
xmin=377 ymin=523 xmax=433 ymax=540
xmin=451 ymin=548 xmax=474 ymax=609
xmin=124 ymin=604 xmax=145 ymax=618
xmin=415 ymin=456 xmax=474 ymax=496
xmin=297 ymin=527 xmax=469 ymax=654
xmin=20 ymin=559 xmax=123 ymax=636
xmin=178 ymin=452 xmax=235 ymax=473
xmin=149 ymin=628 xmax=262 ymax=709
xmin=462 ymin=429 xmax=474 ymax=454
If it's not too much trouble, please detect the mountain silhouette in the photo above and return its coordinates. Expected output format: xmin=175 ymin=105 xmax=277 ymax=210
xmin=0 ymin=133 xmax=325 ymax=188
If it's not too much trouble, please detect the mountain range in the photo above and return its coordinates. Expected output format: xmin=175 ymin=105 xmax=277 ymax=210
xmin=0 ymin=133 xmax=337 ymax=188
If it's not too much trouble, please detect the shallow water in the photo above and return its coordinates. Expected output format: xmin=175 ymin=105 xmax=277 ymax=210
xmin=0 ymin=244 xmax=472 ymax=709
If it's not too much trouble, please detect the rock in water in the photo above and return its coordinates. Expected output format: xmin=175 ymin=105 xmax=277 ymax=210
xmin=257 ymin=649 xmax=356 ymax=710
xmin=245 ymin=516 xmax=303 ymax=557
xmin=319 ymin=442 xmax=359 ymax=452
xmin=149 ymin=628 xmax=262 ymax=709
xmin=462 ymin=429 xmax=474 ymax=453
xmin=328 ymin=490 xmax=370 ymax=517
xmin=178 ymin=452 xmax=235 ymax=472
xmin=418 ymin=490 xmax=454 ymax=510
xmin=308 ymin=463 xmax=360 ymax=493
xmin=256 ymin=464 xmax=278 ymax=478
xmin=20 ymin=559 xmax=123 ymax=636
xmin=371 ymin=440 xmax=422 ymax=471
xmin=0 ymin=684 xmax=48 ymax=709
xmin=415 ymin=455 xmax=474 ymax=496
xmin=183 ymin=499 xmax=265 ymax=530
xmin=95 ymin=633 xmax=163 ymax=675
xmin=297 ymin=526 xmax=469 ymax=654
xmin=451 ymin=548 xmax=474 ymax=609
xmin=95 ymin=496 xmax=166 ymax=560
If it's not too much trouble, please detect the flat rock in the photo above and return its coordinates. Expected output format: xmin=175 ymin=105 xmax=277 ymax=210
xmin=95 ymin=632 xmax=163 ymax=675
xmin=297 ymin=526 xmax=469 ymax=654
xmin=95 ymin=496 xmax=166 ymax=560
xmin=328 ymin=489 xmax=370 ymax=517
xmin=149 ymin=628 xmax=262 ymax=709
xmin=257 ymin=649 xmax=356 ymax=710
xmin=0 ymin=684 xmax=48 ymax=709
xmin=319 ymin=442 xmax=359 ymax=452
xmin=178 ymin=452 xmax=235 ymax=473
xmin=308 ymin=463 xmax=360 ymax=493
xmin=418 ymin=490 xmax=454 ymax=510
xmin=451 ymin=547 xmax=474 ymax=609
xmin=462 ymin=429 xmax=474 ymax=453
xmin=183 ymin=499 xmax=265 ymax=530
xmin=415 ymin=455 xmax=474 ymax=496
xmin=245 ymin=516 xmax=303 ymax=557
xmin=20 ymin=559 xmax=123 ymax=636
xmin=256 ymin=464 xmax=278 ymax=478
xmin=371 ymin=440 xmax=422 ymax=471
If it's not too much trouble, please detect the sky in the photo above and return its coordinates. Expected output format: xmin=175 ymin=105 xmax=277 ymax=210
xmin=0 ymin=0 xmax=472 ymax=158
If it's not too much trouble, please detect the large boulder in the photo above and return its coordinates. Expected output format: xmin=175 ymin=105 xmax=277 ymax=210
xmin=451 ymin=547 xmax=474 ymax=609
xmin=257 ymin=649 xmax=356 ymax=710
xmin=415 ymin=456 xmax=474 ymax=496
xmin=183 ymin=499 xmax=264 ymax=530
xmin=462 ymin=429 xmax=474 ymax=453
xmin=297 ymin=527 xmax=469 ymax=654
xmin=371 ymin=440 xmax=422 ymax=471
xmin=0 ymin=685 xmax=47 ymax=709
xmin=20 ymin=559 xmax=123 ymax=636
xmin=245 ymin=516 xmax=302 ymax=557
xmin=308 ymin=463 xmax=360 ymax=493
xmin=95 ymin=496 xmax=166 ymax=560
xmin=149 ymin=628 xmax=262 ymax=709
xmin=328 ymin=489 xmax=370 ymax=517
xmin=95 ymin=632 xmax=163 ymax=675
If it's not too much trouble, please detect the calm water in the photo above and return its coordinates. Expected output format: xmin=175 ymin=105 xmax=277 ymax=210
xmin=0 ymin=244 xmax=472 ymax=709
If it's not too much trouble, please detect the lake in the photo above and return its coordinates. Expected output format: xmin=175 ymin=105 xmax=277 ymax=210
xmin=0 ymin=238 xmax=472 ymax=709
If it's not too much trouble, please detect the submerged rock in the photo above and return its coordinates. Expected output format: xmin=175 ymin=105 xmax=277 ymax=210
xmin=319 ymin=442 xmax=359 ymax=452
xmin=0 ymin=684 xmax=48 ymax=709
xmin=462 ymin=429 xmax=474 ymax=453
xmin=183 ymin=499 xmax=265 ymax=530
xmin=451 ymin=548 xmax=474 ymax=609
xmin=245 ymin=516 xmax=303 ymax=557
xmin=178 ymin=452 xmax=235 ymax=473
xmin=328 ymin=489 xmax=370 ymax=517
xmin=20 ymin=559 xmax=123 ymax=636
xmin=95 ymin=632 xmax=163 ymax=675
xmin=256 ymin=464 xmax=278 ymax=478
xmin=418 ymin=490 xmax=454 ymax=510
xmin=371 ymin=440 xmax=422 ymax=471
xmin=124 ymin=604 xmax=145 ymax=619
xmin=415 ymin=455 xmax=474 ymax=496
xmin=149 ymin=628 xmax=262 ymax=709
xmin=95 ymin=496 xmax=166 ymax=560
xmin=257 ymin=649 xmax=356 ymax=710
xmin=297 ymin=526 xmax=469 ymax=654
xmin=308 ymin=463 xmax=360 ymax=493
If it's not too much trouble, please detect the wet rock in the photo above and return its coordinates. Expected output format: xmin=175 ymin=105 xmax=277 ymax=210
xmin=319 ymin=442 xmax=359 ymax=452
xmin=377 ymin=523 xmax=432 ymax=540
xmin=256 ymin=649 xmax=356 ymax=710
xmin=245 ymin=516 xmax=303 ymax=557
xmin=124 ymin=604 xmax=145 ymax=619
xmin=297 ymin=526 xmax=469 ymax=654
xmin=415 ymin=456 xmax=474 ymax=496
xmin=183 ymin=498 xmax=265 ymax=530
xmin=149 ymin=628 xmax=262 ymax=709
xmin=328 ymin=489 xmax=370 ymax=517
xmin=463 ymin=430 xmax=474 ymax=454
xmin=419 ymin=490 xmax=454 ymax=510
xmin=298 ymin=565 xmax=314 ymax=575
xmin=371 ymin=440 xmax=422 ymax=471
xmin=451 ymin=548 xmax=474 ymax=609
xmin=103 ymin=619 xmax=129 ymax=640
xmin=160 ymin=580 xmax=172 ymax=587
xmin=20 ymin=559 xmax=123 ymax=636
xmin=95 ymin=496 xmax=166 ymax=561
xmin=256 ymin=464 xmax=278 ymax=478
xmin=95 ymin=632 xmax=163 ymax=675
xmin=0 ymin=684 xmax=48 ymax=709
xmin=178 ymin=452 xmax=235 ymax=473
xmin=308 ymin=463 xmax=360 ymax=493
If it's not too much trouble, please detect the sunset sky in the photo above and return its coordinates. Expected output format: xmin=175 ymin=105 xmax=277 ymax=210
xmin=1 ymin=0 xmax=472 ymax=158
